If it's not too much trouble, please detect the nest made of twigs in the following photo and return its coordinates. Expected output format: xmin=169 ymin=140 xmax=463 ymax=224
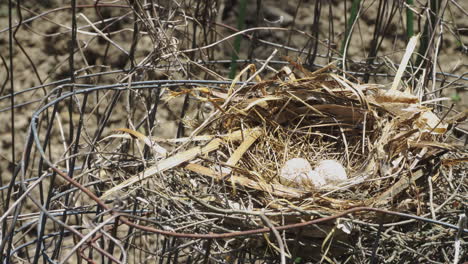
xmin=100 ymin=63 xmax=462 ymax=220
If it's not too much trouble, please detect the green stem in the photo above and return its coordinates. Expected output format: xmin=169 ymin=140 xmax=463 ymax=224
xmin=229 ymin=0 xmax=247 ymax=79
xmin=340 ymin=0 xmax=361 ymax=56
xmin=415 ymin=0 xmax=439 ymax=70
xmin=406 ymin=0 xmax=414 ymax=39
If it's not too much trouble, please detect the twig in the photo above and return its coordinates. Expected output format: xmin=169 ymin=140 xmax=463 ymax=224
xmin=453 ymin=213 xmax=466 ymax=264
xmin=59 ymin=213 xmax=120 ymax=264
xmin=259 ymin=213 xmax=286 ymax=264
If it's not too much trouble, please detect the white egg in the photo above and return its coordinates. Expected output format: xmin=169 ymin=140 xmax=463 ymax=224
xmin=280 ymin=158 xmax=312 ymax=185
xmin=306 ymin=170 xmax=327 ymax=188
xmin=314 ymin=159 xmax=348 ymax=184
xmin=280 ymin=158 xmax=348 ymax=189
xmin=280 ymin=158 xmax=327 ymax=188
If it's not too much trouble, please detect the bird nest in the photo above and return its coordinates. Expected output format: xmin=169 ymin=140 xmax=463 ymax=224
xmin=99 ymin=63 xmax=462 ymax=234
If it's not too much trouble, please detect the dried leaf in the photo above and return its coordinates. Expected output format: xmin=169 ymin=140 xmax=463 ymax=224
xmin=417 ymin=111 xmax=448 ymax=134
xmin=226 ymin=128 xmax=263 ymax=166
xmin=372 ymin=90 xmax=448 ymax=134
xmin=242 ymin=96 xmax=282 ymax=111
xmin=442 ymin=158 xmax=468 ymax=166
xmin=373 ymin=89 xmax=419 ymax=104
xmin=114 ymin=128 xmax=167 ymax=156
xmin=408 ymin=141 xmax=456 ymax=150
xmin=391 ymin=34 xmax=420 ymax=91
xmin=309 ymin=104 xmax=368 ymax=124
xmin=374 ymin=169 xmax=424 ymax=205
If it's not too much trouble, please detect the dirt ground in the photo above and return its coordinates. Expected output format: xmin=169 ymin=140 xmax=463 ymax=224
xmin=0 ymin=0 xmax=466 ymax=149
